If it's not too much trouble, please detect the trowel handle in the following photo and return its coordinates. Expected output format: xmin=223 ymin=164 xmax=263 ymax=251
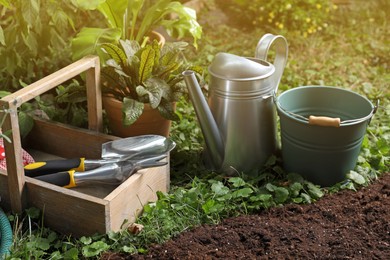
xmin=24 ymin=158 xmax=85 ymax=177
xmin=34 ymin=170 xmax=76 ymax=188
xmin=255 ymin=34 xmax=288 ymax=94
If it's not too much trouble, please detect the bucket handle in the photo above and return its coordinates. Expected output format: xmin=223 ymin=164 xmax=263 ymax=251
xmin=277 ymin=99 xmax=379 ymax=127
xmin=255 ymin=34 xmax=288 ymax=95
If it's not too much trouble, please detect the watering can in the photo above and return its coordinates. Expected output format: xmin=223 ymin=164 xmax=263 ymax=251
xmin=183 ymin=34 xmax=288 ymax=174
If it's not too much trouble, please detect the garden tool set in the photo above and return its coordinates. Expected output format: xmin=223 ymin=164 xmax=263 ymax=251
xmin=25 ymin=135 xmax=175 ymax=188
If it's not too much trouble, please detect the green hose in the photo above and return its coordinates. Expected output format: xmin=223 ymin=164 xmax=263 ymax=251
xmin=0 ymin=207 xmax=12 ymax=257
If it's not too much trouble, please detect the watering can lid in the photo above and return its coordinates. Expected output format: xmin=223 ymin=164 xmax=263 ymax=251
xmin=209 ymin=52 xmax=274 ymax=80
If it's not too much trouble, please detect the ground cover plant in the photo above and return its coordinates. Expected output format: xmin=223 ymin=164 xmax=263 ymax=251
xmin=2 ymin=0 xmax=389 ymax=259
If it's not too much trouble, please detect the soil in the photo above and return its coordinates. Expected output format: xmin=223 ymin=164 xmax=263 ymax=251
xmin=101 ymin=173 xmax=390 ymax=259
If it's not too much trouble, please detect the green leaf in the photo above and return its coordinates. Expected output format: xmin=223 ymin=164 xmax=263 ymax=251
xmin=72 ymin=0 xmax=105 ymax=10
xmin=274 ymin=187 xmax=289 ymax=203
xmin=25 ymin=207 xmax=40 ymax=219
xmin=136 ymin=0 xmax=202 ymax=47
xmin=347 ymin=170 xmax=366 ymax=185
xmin=300 ymin=193 xmax=312 ymax=203
xmin=157 ymin=100 xmax=179 ymax=121
xmin=122 ymin=98 xmax=144 ymax=126
xmin=232 ymin=187 xmax=253 ymax=198
xmin=151 ymin=40 xmax=161 ymax=68
xmin=47 ymin=231 xmax=58 ymax=243
xmin=123 ymin=245 xmax=137 ymax=253
xmin=289 ymin=182 xmax=303 ymax=197
xmin=22 ymin=31 xmax=38 ymax=55
xmin=228 ymin=177 xmax=246 ymax=188
xmin=211 ymin=181 xmax=229 ymax=196
xmin=158 ymin=61 xmax=181 ymax=81
xmin=287 ymin=173 xmax=305 ymax=183
xmin=0 ymin=25 xmax=5 ymax=45
xmin=0 ymin=91 xmax=11 ymax=98
xmin=292 ymin=197 xmax=303 ymax=203
xmin=377 ymin=137 xmax=389 ymax=154
xmin=18 ymin=111 xmax=34 ymax=139
xmin=80 ymin=236 xmax=92 ymax=245
xmin=101 ymin=67 xmax=125 ymax=97
xmin=137 ymin=78 xmax=164 ymax=108
xmin=0 ymin=0 xmax=11 ymax=8
xmin=340 ymin=181 xmax=356 ymax=191
xmin=63 ymin=247 xmax=79 ymax=260
xmin=306 ymin=183 xmax=324 ymax=198
xmin=101 ymin=43 xmax=127 ymax=67
xmin=49 ymin=251 xmax=63 ymax=260
xmin=97 ymin=0 xmax=128 ymax=29
xmin=22 ymin=0 xmax=39 ymax=26
xmin=127 ymin=0 xmax=144 ymax=39
xmin=36 ymin=237 xmax=50 ymax=251
xmin=120 ymin=39 xmax=140 ymax=60
xmin=202 ymin=199 xmax=223 ymax=214
xmin=138 ymin=45 xmax=156 ymax=83
xmin=257 ymin=193 xmax=273 ymax=202
xmin=82 ymin=241 xmax=110 ymax=257
xmin=72 ymin=27 xmax=121 ymax=61
xmin=265 ymin=183 xmax=277 ymax=192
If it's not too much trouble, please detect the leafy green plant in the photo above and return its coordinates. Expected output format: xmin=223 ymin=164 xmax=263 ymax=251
xmin=101 ymin=39 xmax=200 ymax=126
xmin=43 ymin=80 xmax=89 ymax=128
xmin=71 ymin=0 xmax=202 ymax=61
xmin=0 ymin=0 xmax=87 ymax=92
xmin=0 ymin=80 xmax=89 ymax=140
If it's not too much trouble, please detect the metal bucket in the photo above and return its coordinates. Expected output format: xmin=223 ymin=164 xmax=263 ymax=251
xmin=276 ymin=86 xmax=377 ymax=187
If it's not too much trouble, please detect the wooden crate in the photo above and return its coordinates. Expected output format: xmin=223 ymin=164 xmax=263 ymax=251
xmin=0 ymin=56 xmax=170 ymax=237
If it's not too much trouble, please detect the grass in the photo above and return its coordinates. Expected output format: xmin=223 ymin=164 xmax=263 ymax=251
xmin=3 ymin=0 xmax=389 ymax=259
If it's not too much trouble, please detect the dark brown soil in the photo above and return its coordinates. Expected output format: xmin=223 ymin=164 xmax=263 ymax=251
xmin=102 ymin=173 xmax=390 ymax=259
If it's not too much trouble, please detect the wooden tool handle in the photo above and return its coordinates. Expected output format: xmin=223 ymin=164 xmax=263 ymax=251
xmin=308 ymin=116 xmax=341 ymax=127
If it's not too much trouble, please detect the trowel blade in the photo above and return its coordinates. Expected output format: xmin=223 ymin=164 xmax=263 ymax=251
xmin=101 ymin=135 xmax=175 ymax=159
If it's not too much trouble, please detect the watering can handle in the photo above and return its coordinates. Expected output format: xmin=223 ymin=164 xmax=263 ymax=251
xmin=255 ymin=34 xmax=288 ymax=94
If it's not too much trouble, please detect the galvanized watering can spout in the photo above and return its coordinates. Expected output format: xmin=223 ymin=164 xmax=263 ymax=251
xmin=182 ymin=70 xmax=224 ymax=169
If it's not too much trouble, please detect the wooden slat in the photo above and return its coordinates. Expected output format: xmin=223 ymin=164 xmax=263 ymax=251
xmin=1 ymin=102 xmax=27 ymax=212
xmin=85 ymin=58 xmax=103 ymax=132
xmin=105 ymin=160 xmax=170 ymax=230
xmin=25 ymin=119 xmax=119 ymax=159
xmin=26 ymin=177 xmax=108 ymax=237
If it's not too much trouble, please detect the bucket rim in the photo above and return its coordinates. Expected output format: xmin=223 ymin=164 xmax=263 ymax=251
xmin=276 ymin=85 xmax=376 ymax=127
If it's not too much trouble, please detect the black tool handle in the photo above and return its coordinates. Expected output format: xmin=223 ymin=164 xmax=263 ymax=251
xmin=34 ymin=170 xmax=76 ymax=188
xmin=24 ymin=158 xmax=84 ymax=177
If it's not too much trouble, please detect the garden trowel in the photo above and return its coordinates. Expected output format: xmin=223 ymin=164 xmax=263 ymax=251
xmin=25 ymin=135 xmax=175 ymax=177
xmin=34 ymin=154 xmax=168 ymax=188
